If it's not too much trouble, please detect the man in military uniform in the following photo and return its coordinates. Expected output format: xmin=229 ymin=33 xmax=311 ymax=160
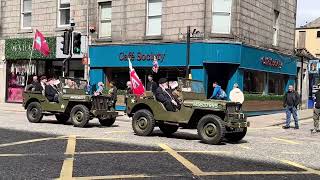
xmin=155 ymin=78 xmax=177 ymax=112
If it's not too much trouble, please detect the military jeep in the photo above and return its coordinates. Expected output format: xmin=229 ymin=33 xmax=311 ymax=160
xmin=23 ymin=77 xmax=118 ymax=128
xmin=126 ymin=78 xmax=249 ymax=145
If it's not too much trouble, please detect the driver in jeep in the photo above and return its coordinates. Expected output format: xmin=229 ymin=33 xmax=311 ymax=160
xmin=155 ymin=78 xmax=178 ymax=112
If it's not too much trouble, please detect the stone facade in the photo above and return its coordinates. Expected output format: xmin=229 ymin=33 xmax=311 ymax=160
xmin=90 ymin=0 xmax=296 ymax=56
xmin=0 ymin=0 xmax=89 ymax=38
xmin=0 ymin=0 xmax=297 ymax=54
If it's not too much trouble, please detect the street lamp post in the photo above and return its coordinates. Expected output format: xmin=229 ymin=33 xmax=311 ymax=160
xmin=186 ymin=26 xmax=191 ymax=79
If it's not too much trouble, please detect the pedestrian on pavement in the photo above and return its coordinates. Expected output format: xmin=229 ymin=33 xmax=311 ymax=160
xmin=146 ymin=74 xmax=158 ymax=94
xmin=312 ymin=85 xmax=320 ymax=133
xmin=108 ymin=81 xmax=117 ymax=109
xmin=229 ymin=83 xmax=244 ymax=109
xmin=283 ymin=85 xmax=300 ymax=129
xmin=210 ymin=82 xmax=227 ymax=100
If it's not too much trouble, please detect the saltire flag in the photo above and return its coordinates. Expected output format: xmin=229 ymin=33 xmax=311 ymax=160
xmin=152 ymin=56 xmax=159 ymax=73
xmin=129 ymin=59 xmax=145 ymax=96
xmin=33 ymin=29 xmax=50 ymax=56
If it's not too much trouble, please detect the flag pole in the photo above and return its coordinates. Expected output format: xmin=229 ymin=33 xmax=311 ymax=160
xmin=25 ymin=31 xmax=35 ymax=91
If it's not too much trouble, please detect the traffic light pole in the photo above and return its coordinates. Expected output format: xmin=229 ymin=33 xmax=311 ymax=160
xmin=63 ymin=27 xmax=73 ymax=77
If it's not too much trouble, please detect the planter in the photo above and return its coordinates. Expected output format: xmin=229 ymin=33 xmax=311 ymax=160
xmin=242 ymin=100 xmax=284 ymax=112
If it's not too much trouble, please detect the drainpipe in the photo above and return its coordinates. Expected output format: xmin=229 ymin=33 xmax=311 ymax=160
xmin=300 ymin=56 xmax=303 ymax=109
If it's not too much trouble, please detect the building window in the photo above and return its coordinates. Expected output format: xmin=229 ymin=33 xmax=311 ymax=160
xmin=317 ymin=31 xmax=320 ymax=38
xmin=99 ymin=2 xmax=112 ymax=38
xmin=268 ymin=73 xmax=286 ymax=95
xmin=146 ymin=0 xmax=162 ymax=36
xmin=58 ymin=0 xmax=70 ymax=26
xmin=21 ymin=0 xmax=32 ymax=29
xmin=212 ymin=0 xmax=232 ymax=34
xmin=244 ymin=71 xmax=265 ymax=94
xmin=273 ymin=10 xmax=280 ymax=46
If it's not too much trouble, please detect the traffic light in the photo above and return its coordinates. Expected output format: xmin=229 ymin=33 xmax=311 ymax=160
xmin=72 ymin=32 xmax=81 ymax=54
xmin=61 ymin=31 xmax=71 ymax=55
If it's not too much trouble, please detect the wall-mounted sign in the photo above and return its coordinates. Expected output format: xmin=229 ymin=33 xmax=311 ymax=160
xmin=119 ymin=52 xmax=166 ymax=63
xmin=309 ymin=60 xmax=320 ymax=74
xmin=261 ymin=57 xmax=283 ymax=68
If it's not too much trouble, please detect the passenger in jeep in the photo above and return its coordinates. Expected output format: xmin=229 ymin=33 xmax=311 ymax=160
xmin=155 ymin=78 xmax=178 ymax=112
xmin=45 ymin=78 xmax=59 ymax=103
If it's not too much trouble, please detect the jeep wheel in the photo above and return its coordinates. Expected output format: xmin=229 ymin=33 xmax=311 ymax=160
xmin=197 ymin=114 xmax=225 ymax=145
xmin=132 ymin=109 xmax=155 ymax=136
xmin=225 ymin=127 xmax=247 ymax=143
xmin=26 ymin=102 xmax=43 ymax=123
xmin=70 ymin=105 xmax=90 ymax=128
xmin=55 ymin=114 xmax=70 ymax=124
xmin=98 ymin=116 xmax=116 ymax=127
xmin=159 ymin=124 xmax=179 ymax=136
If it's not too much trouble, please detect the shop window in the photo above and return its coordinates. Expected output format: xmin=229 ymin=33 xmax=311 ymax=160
xmin=21 ymin=0 xmax=32 ymax=29
xmin=268 ymin=73 xmax=286 ymax=95
xmin=146 ymin=0 xmax=162 ymax=36
xmin=212 ymin=0 xmax=232 ymax=34
xmin=6 ymin=61 xmax=45 ymax=103
xmin=58 ymin=0 xmax=70 ymax=26
xmin=273 ymin=10 xmax=280 ymax=46
xmin=99 ymin=2 xmax=112 ymax=38
xmin=317 ymin=31 xmax=320 ymax=38
xmin=244 ymin=71 xmax=265 ymax=94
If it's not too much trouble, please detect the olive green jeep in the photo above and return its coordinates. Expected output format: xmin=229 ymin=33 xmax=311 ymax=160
xmin=126 ymin=78 xmax=249 ymax=145
xmin=23 ymin=77 xmax=118 ymax=128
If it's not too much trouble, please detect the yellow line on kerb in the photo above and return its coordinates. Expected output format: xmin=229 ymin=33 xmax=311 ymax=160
xmin=59 ymin=135 xmax=76 ymax=180
xmin=272 ymin=137 xmax=300 ymax=145
xmin=159 ymin=143 xmax=203 ymax=176
xmin=280 ymin=159 xmax=320 ymax=175
xmin=73 ymin=174 xmax=183 ymax=180
xmin=0 ymin=137 xmax=65 ymax=148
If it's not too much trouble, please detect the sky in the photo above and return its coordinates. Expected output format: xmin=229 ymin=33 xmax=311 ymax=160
xmin=296 ymin=0 xmax=320 ymax=27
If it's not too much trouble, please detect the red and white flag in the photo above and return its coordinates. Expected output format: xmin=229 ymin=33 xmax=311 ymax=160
xmin=33 ymin=29 xmax=50 ymax=56
xmin=129 ymin=59 xmax=145 ymax=96
xmin=152 ymin=57 xmax=159 ymax=73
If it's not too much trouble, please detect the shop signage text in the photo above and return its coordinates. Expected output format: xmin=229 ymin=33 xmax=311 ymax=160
xmin=119 ymin=52 xmax=166 ymax=63
xmin=261 ymin=57 xmax=283 ymax=68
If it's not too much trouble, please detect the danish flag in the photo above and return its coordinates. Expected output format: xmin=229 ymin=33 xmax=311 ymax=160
xmin=129 ymin=59 xmax=145 ymax=96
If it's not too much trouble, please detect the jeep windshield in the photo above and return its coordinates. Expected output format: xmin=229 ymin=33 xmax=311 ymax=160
xmin=178 ymin=78 xmax=205 ymax=94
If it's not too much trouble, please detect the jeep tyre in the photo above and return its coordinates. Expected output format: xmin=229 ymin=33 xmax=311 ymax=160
xmin=26 ymin=102 xmax=43 ymax=123
xmin=70 ymin=105 xmax=90 ymax=128
xmin=197 ymin=114 xmax=225 ymax=145
xmin=55 ymin=114 xmax=70 ymax=124
xmin=225 ymin=127 xmax=247 ymax=143
xmin=159 ymin=124 xmax=179 ymax=136
xmin=132 ymin=109 xmax=155 ymax=136
xmin=98 ymin=116 xmax=116 ymax=127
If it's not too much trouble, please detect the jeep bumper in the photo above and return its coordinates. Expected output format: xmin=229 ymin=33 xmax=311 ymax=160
xmin=91 ymin=110 xmax=118 ymax=117
xmin=226 ymin=121 xmax=250 ymax=128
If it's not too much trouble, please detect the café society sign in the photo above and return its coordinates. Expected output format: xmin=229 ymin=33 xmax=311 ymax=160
xmin=119 ymin=52 xmax=166 ymax=63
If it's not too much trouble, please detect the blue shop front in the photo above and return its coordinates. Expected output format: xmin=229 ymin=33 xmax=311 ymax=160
xmin=89 ymin=42 xmax=297 ymax=98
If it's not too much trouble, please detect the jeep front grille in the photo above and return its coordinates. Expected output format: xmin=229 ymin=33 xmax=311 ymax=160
xmin=227 ymin=104 xmax=239 ymax=113
xmin=92 ymin=96 xmax=111 ymax=110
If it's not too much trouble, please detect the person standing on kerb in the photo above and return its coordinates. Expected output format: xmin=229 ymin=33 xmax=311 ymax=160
xmin=282 ymin=85 xmax=300 ymax=129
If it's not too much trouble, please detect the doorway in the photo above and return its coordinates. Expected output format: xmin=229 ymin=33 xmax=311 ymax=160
xmin=205 ymin=63 xmax=239 ymax=98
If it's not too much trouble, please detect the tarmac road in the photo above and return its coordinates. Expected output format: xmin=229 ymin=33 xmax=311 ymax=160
xmin=0 ymin=108 xmax=320 ymax=179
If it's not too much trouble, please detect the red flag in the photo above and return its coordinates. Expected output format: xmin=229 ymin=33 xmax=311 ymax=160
xmin=129 ymin=59 xmax=145 ymax=96
xmin=33 ymin=29 xmax=50 ymax=56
